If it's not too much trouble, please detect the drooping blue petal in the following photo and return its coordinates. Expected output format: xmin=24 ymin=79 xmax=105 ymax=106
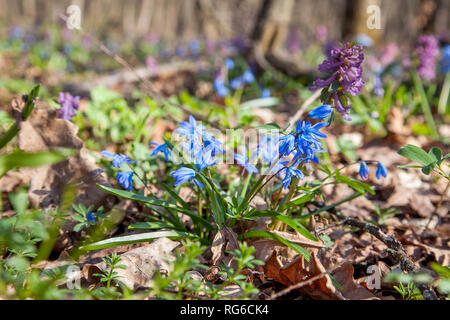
xmin=116 ymin=171 xmax=134 ymax=191
xmin=150 ymin=142 xmax=173 ymax=162
xmin=308 ymin=105 xmax=333 ymax=119
xmin=359 ymin=162 xmax=370 ymax=180
xmin=170 ymin=167 xmax=196 ymax=187
xmin=376 ymin=162 xmax=388 ymax=180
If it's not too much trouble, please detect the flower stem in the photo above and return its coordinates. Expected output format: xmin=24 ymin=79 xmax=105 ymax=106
xmin=411 ymin=69 xmax=439 ymax=139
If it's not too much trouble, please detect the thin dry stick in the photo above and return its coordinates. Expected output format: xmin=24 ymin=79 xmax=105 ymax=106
xmin=289 ymin=89 xmax=322 ymax=127
xmin=312 ymin=201 xmax=438 ymax=300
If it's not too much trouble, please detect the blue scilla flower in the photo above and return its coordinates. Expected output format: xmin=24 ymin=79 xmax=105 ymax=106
xmin=261 ymin=88 xmax=271 ymax=98
xmin=170 ymin=167 xmax=197 ymax=187
xmin=376 ymin=162 xmax=388 ymax=180
xmin=308 ymin=105 xmax=333 ymax=120
xmin=230 ymin=77 xmax=244 ymax=90
xmin=254 ymin=135 xmax=279 ymax=164
xmin=225 ymin=58 xmax=235 ymax=70
xmin=234 ymin=147 xmax=259 ymax=174
xmin=281 ymin=166 xmax=304 ymax=190
xmin=296 ymin=121 xmax=328 ymax=142
xmin=359 ymin=162 xmax=370 ymax=180
xmin=101 ymin=151 xmax=137 ymax=168
xmin=175 ymin=115 xmax=206 ymax=148
xmin=213 ymin=78 xmax=229 ymax=97
xmin=176 ymin=45 xmax=186 ymax=57
xmin=150 ymin=142 xmax=172 ymax=162
xmin=87 ymin=212 xmax=97 ymax=222
xmin=204 ymin=136 xmax=225 ymax=156
xmin=189 ymin=39 xmax=200 ymax=56
xmin=195 ymin=147 xmax=218 ymax=171
xmin=242 ymin=70 xmax=255 ymax=84
xmin=279 ymin=134 xmax=296 ymax=156
xmin=116 ymin=171 xmax=134 ymax=191
xmin=441 ymin=45 xmax=450 ymax=74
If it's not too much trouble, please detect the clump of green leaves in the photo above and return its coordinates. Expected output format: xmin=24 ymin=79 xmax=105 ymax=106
xmin=93 ymin=253 xmax=127 ymax=289
xmin=398 ymin=144 xmax=449 ymax=179
xmin=394 ymin=281 xmax=423 ymax=300
xmin=72 ymin=204 xmax=108 ymax=232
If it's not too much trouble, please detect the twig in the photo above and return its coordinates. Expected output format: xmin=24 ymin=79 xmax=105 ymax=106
xmin=311 ymin=201 xmax=438 ymax=300
xmin=289 ymin=89 xmax=322 ymax=128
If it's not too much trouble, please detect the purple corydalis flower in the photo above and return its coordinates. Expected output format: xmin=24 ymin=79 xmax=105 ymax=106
xmin=58 ymin=92 xmax=80 ymax=121
xmin=311 ymin=42 xmax=365 ymax=96
xmin=376 ymin=162 xmax=388 ymax=180
xmin=287 ymin=27 xmax=300 ymax=53
xmin=310 ymin=42 xmax=364 ymax=120
xmin=116 ymin=171 xmax=134 ymax=191
xmin=359 ymin=162 xmax=370 ymax=180
xmin=415 ymin=35 xmax=439 ymax=81
xmin=316 ymin=25 xmax=328 ymax=42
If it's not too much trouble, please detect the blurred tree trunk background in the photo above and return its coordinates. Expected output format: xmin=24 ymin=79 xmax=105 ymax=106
xmin=0 ymin=0 xmax=448 ymax=45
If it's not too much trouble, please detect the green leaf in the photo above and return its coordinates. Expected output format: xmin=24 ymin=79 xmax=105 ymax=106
xmin=22 ymin=85 xmax=40 ymax=120
xmin=335 ymin=174 xmax=375 ymax=195
xmin=239 ymin=230 xmax=310 ymax=262
xmin=429 ymin=147 xmax=442 ymax=162
xmin=398 ymin=144 xmax=434 ymax=166
xmin=0 ymin=150 xmax=72 ymax=177
xmin=240 ymin=97 xmax=279 ymax=109
xmin=80 ymin=230 xmax=198 ymax=250
xmin=246 ymin=210 xmax=318 ymax=241
xmin=286 ymin=193 xmax=315 ymax=207
xmin=128 ymin=221 xmax=182 ymax=231
xmin=97 ymin=185 xmax=215 ymax=231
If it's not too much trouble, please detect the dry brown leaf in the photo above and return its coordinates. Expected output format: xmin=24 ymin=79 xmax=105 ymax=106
xmin=15 ymin=105 xmax=112 ymax=210
xmin=83 ymin=237 xmax=180 ymax=290
xmin=331 ymin=263 xmax=378 ymax=300
xmin=211 ymin=227 xmax=240 ymax=268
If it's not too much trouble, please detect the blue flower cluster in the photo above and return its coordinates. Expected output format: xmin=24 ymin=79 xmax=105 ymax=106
xmin=213 ymin=59 xmax=256 ymax=97
xmin=155 ymin=107 xmax=333 ymax=190
xmin=150 ymin=115 xmax=225 ymax=188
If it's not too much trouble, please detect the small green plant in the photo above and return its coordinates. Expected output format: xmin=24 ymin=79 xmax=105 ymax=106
xmin=93 ymin=253 xmax=127 ymax=289
xmin=367 ymin=204 xmax=401 ymax=226
xmin=71 ymin=204 xmax=108 ymax=232
xmin=431 ymin=263 xmax=450 ymax=298
xmin=393 ymin=281 xmax=423 ymax=300
xmin=208 ymin=242 xmax=264 ymax=299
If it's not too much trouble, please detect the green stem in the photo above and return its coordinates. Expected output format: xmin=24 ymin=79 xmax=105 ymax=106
xmin=240 ymin=172 xmax=252 ymax=199
xmin=411 ymin=69 xmax=439 ymax=139
xmin=438 ymin=72 xmax=450 ymax=115
xmin=299 ymin=192 xmax=363 ymax=219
